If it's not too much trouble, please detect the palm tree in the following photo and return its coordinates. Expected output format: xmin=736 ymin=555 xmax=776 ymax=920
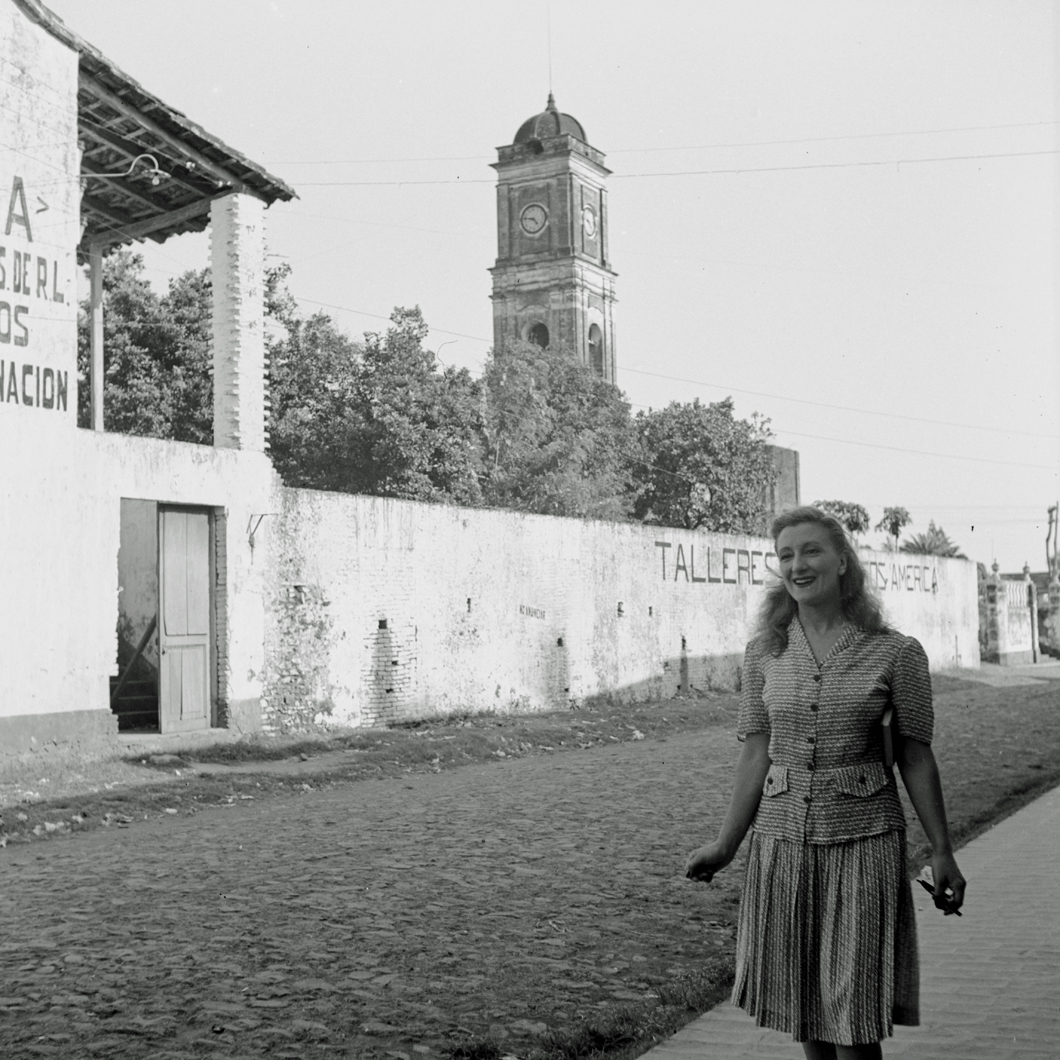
xmin=900 ymin=521 xmax=966 ymax=558
xmin=875 ymin=506 xmax=911 ymax=553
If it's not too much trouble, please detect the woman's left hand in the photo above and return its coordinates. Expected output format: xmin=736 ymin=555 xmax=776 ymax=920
xmin=930 ymin=851 xmax=966 ymax=915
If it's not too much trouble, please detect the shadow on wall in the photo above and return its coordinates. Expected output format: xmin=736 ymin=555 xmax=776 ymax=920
xmin=581 ymin=652 xmax=745 ymax=710
xmin=259 ymin=648 xmax=747 ymax=731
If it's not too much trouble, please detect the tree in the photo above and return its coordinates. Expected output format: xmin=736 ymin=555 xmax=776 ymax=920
xmin=812 ymin=500 xmax=871 ymax=537
xmin=479 ymin=341 xmax=637 ymax=519
xmin=875 ymin=506 xmax=912 ymax=552
xmin=269 ymin=306 xmax=483 ymax=504
xmin=352 ymin=307 xmax=482 ymax=504
xmin=267 ymin=309 xmax=368 ymax=490
xmin=76 ymin=250 xmax=212 ymax=443
xmin=633 ymin=398 xmax=775 ymax=532
xmin=900 ymin=521 xmax=967 ymax=558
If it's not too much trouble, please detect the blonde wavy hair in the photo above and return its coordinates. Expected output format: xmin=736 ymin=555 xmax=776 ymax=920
xmin=756 ymin=505 xmax=889 ymax=655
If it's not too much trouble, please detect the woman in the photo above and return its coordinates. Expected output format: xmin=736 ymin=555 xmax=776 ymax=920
xmin=685 ymin=506 xmax=965 ymax=1060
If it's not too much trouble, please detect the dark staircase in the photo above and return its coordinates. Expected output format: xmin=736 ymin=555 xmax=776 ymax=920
xmin=111 ymin=615 xmax=160 ymax=732
xmin=109 ymin=676 xmax=159 ymax=732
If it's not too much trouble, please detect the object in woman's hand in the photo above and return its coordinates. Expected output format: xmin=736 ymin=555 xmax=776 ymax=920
xmin=880 ymin=706 xmax=894 ymax=768
xmin=916 ymin=866 xmax=962 ymax=915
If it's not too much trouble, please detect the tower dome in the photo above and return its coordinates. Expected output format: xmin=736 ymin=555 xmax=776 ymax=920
xmin=492 ymin=95 xmax=616 ymax=383
xmin=513 ymin=93 xmax=586 ymax=145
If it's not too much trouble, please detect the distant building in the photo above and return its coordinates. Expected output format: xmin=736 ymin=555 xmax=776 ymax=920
xmin=489 ymin=94 xmax=617 ymax=381
xmin=765 ymin=445 xmax=801 ymax=523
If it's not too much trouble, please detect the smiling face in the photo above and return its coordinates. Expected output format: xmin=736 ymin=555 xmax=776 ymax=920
xmin=776 ymin=521 xmax=848 ymax=609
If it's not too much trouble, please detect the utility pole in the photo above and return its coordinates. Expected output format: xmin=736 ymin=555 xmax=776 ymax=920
xmin=1048 ymin=503 xmax=1058 ymax=579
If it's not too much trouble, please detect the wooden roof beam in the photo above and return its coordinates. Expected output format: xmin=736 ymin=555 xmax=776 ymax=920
xmin=85 ymin=192 xmax=226 ymax=248
xmin=81 ymin=192 xmax=145 ymax=229
xmin=79 ymin=72 xmax=257 ymax=197
xmin=78 ymin=121 xmax=212 ymax=199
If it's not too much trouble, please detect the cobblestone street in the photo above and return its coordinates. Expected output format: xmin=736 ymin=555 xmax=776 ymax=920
xmin=1 ymin=729 xmax=744 ymax=1059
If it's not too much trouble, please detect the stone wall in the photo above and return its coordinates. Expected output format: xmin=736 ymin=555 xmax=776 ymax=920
xmin=261 ymin=489 xmax=981 ymax=732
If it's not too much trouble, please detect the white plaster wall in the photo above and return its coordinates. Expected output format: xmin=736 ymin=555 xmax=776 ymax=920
xmin=0 ymin=1 xmax=78 ymax=428
xmin=263 ymin=494 xmax=980 ymax=731
xmin=0 ymin=417 xmax=276 ymax=720
xmin=0 ymin=422 xmax=980 ymax=735
xmin=861 ymin=551 xmax=980 ymax=671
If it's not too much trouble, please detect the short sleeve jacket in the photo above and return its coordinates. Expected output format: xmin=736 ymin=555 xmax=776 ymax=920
xmin=738 ymin=620 xmax=934 ymax=844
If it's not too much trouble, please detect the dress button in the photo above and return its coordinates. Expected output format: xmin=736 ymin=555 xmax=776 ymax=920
xmin=858 ymin=775 xmax=867 ymax=784
xmin=807 ymin=736 xmax=816 ymax=744
xmin=810 ymin=704 xmax=819 ymax=712
xmin=812 ymin=674 xmax=821 ymax=682
xmin=766 ymin=777 xmax=773 ymax=786
xmin=803 ymin=795 xmax=812 ymax=804
xmin=807 ymin=761 xmax=815 ymax=771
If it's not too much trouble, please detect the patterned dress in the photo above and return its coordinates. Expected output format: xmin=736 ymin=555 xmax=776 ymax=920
xmin=732 ymin=619 xmax=933 ymax=1046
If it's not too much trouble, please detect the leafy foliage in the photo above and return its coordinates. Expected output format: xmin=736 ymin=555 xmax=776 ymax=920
xmin=812 ymin=500 xmax=871 ymax=536
xmin=77 ymin=250 xmax=212 ymax=443
xmin=478 ymin=341 xmax=638 ymax=520
xmin=901 ymin=521 xmax=967 ymax=558
xmin=77 ymin=255 xmax=779 ymax=528
xmin=634 ymin=398 xmax=775 ymax=532
xmin=875 ymin=506 xmax=912 ymax=550
xmin=270 ymin=305 xmax=482 ymax=503
xmin=266 ymin=308 xmax=367 ymax=490
xmin=351 ymin=307 xmax=483 ymax=504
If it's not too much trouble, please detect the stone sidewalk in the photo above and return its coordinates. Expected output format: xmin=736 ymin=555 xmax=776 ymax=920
xmin=644 ymin=782 xmax=1060 ymax=1060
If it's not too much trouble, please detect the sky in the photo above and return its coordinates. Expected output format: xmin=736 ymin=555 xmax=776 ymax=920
xmin=48 ymin=0 xmax=1060 ymax=573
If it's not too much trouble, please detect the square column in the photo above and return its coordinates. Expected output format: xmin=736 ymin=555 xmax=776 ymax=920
xmin=211 ymin=193 xmax=267 ymax=451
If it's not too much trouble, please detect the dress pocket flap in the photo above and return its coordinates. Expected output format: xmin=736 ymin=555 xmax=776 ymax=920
xmin=762 ymin=763 xmax=789 ymax=797
xmin=834 ymin=761 xmax=889 ymax=797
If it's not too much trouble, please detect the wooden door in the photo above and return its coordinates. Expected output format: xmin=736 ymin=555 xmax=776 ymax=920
xmin=158 ymin=508 xmax=211 ymax=732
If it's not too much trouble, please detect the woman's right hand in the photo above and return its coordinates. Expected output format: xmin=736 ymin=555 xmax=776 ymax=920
xmin=685 ymin=840 xmax=733 ymax=882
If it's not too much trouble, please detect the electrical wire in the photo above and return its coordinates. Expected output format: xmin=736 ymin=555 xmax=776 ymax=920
xmin=265 ymin=118 xmax=1059 ymax=166
xmin=772 ymin=426 xmax=1056 ymax=471
xmin=618 ymin=367 xmax=1058 ymax=441
xmin=290 ymin=147 xmax=1060 ymax=187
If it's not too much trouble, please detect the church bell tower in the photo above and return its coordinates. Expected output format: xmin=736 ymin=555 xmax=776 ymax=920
xmin=490 ymin=95 xmax=617 ymax=382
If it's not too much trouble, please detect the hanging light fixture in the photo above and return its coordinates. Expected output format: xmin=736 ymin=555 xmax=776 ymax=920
xmin=90 ymin=153 xmax=168 ymax=186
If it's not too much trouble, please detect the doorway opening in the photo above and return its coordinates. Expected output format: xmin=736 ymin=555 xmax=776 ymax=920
xmin=113 ymin=501 xmax=220 ymax=733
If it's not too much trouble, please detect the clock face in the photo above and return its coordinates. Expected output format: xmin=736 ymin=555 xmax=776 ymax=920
xmin=582 ymin=206 xmax=598 ymax=238
xmin=520 ymin=203 xmax=548 ymax=235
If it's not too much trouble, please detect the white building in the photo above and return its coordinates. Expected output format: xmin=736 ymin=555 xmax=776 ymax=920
xmin=1 ymin=0 xmax=292 ymax=762
xmin=1 ymin=1 xmax=980 ymax=774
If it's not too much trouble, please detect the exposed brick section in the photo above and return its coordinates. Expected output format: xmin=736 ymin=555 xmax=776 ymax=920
xmin=361 ymin=618 xmax=419 ymax=727
xmin=211 ymin=193 xmax=266 ymax=452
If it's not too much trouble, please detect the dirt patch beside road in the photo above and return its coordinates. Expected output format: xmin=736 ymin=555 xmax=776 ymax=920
xmin=0 ymin=693 xmax=738 ymax=847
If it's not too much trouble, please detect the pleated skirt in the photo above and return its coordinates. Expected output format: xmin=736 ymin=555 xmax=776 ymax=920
xmin=732 ymin=829 xmax=919 ymax=1046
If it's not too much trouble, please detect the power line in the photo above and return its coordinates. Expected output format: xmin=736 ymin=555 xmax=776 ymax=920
xmin=295 ymin=297 xmax=491 ymax=343
xmin=290 ymin=147 xmax=1059 ymax=186
xmin=610 ymin=148 xmax=1059 ymax=181
xmin=773 ymin=427 xmax=1056 ymax=471
xmin=618 ymin=367 xmax=1057 ymax=441
xmin=609 ymin=119 xmax=1060 ymax=156
xmin=626 ymin=398 xmax=1052 ymax=470
xmin=265 ymin=119 xmax=1058 ymax=166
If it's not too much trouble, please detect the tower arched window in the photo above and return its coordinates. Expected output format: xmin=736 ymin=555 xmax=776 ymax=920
xmin=528 ymin=323 xmax=550 ymax=349
xmin=588 ymin=324 xmax=604 ymax=376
